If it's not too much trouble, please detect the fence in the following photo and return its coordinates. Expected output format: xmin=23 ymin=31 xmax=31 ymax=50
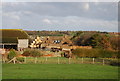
xmin=21 ymin=57 xmax=116 ymax=65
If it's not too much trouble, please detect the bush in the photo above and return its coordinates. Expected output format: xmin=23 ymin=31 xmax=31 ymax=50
xmin=109 ymin=60 xmax=120 ymax=66
xmin=22 ymin=48 xmax=43 ymax=57
xmin=30 ymin=49 xmax=42 ymax=57
xmin=72 ymin=48 xmax=100 ymax=58
xmin=22 ymin=49 xmax=31 ymax=56
xmin=72 ymin=48 xmax=118 ymax=58
xmin=17 ymin=57 xmax=25 ymax=62
xmin=99 ymin=49 xmax=118 ymax=58
xmin=7 ymin=49 xmax=17 ymax=60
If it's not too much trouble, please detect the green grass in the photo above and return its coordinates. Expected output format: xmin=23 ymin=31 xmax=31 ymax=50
xmin=2 ymin=64 xmax=118 ymax=79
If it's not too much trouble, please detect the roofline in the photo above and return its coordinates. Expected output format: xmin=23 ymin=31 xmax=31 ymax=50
xmin=0 ymin=29 xmax=22 ymax=30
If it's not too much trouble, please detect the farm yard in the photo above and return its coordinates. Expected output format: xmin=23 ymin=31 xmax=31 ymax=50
xmin=2 ymin=64 xmax=118 ymax=79
xmin=1 ymin=1 xmax=120 ymax=80
xmin=0 ymin=29 xmax=119 ymax=80
xmin=1 ymin=40 xmax=119 ymax=80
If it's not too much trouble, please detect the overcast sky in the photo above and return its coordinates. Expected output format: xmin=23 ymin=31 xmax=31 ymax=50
xmin=1 ymin=2 xmax=118 ymax=32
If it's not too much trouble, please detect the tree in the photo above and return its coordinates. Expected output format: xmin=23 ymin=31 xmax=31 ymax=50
xmin=75 ymin=31 xmax=83 ymax=37
xmin=88 ymin=34 xmax=111 ymax=49
xmin=110 ymin=37 xmax=119 ymax=50
xmin=90 ymin=34 xmax=101 ymax=47
xmin=71 ymin=31 xmax=83 ymax=40
xmin=100 ymin=34 xmax=111 ymax=49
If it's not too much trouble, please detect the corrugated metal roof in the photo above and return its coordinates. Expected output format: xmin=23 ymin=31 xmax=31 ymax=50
xmin=0 ymin=29 xmax=29 ymax=39
xmin=0 ymin=29 xmax=29 ymax=43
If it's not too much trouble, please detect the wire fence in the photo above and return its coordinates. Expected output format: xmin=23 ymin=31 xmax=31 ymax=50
xmin=21 ymin=57 xmax=117 ymax=65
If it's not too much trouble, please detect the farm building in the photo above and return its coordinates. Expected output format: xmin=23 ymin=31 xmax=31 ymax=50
xmin=0 ymin=29 xmax=29 ymax=50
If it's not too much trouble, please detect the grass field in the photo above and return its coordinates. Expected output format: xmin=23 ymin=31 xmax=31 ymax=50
xmin=2 ymin=64 xmax=118 ymax=79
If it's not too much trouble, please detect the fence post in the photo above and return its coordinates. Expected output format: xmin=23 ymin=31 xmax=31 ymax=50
xmin=68 ymin=58 xmax=71 ymax=64
xmin=35 ymin=57 xmax=37 ymax=64
xmin=46 ymin=57 xmax=48 ymax=61
xmin=82 ymin=57 xmax=83 ymax=63
xmin=93 ymin=58 xmax=95 ymax=64
xmin=24 ymin=57 xmax=26 ymax=63
xmin=58 ymin=57 xmax=60 ymax=64
xmin=13 ymin=59 xmax=16 ymax=64
xmin=103 ymin=59 xmax=105 ymax=65
xmin=13 ymin=57 xmax=16 ymax=64
xmin=2 ymin=55 xmax=5 ymax=63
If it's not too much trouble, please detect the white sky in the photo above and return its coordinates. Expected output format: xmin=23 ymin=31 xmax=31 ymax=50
xmin=1 ymin=0 xmax=119 ymax=32
xmin=2 ymin=0 xmax=120 ymax=2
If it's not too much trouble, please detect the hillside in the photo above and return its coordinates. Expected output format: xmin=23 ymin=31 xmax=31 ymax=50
xmin=26 ymin=30 xmax=119 ymax=50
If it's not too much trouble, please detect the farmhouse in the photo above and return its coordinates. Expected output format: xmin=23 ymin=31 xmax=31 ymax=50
xmin=0 ymin=29 xmax=29 ymax=51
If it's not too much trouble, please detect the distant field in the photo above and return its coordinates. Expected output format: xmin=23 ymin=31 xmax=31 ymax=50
xmin=2 ymin=64 xmax=118 ymax=79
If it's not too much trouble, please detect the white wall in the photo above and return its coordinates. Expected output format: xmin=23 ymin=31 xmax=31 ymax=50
xmin=18 ymin=39 xmax=29 ymax=50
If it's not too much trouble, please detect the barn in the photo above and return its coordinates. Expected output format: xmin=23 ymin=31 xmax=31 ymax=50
xmin=0 ymin=29 xmax=29 ymax=51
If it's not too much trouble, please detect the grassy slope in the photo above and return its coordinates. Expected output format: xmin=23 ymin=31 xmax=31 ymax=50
xmin=2 ymin=64 xmax=118 ymax=79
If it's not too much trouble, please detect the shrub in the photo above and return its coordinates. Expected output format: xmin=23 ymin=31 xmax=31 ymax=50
xmin=22 ymin=49 xmax=31 ymax=56
xmin=72 ymin=48 xmax=118 ymax=58
xmin=30 ymin=49 xmax=42 ymax=57
xmin=22 ymin=48 xmax=43 ymax=57
xmin=99 ymin=49 xmax=117 ymax=58
xmin=61 ymin=52 xmax=65 ymax=57
xmin=7 ymin=49 xmax=17 ymax=60
xmin=17 ymin=57 xmax=25 ymax=62
xmin=109 ymin=60 xmax=120 ymax=66
xmin=72 ymin=48 xmax=100 ymax=58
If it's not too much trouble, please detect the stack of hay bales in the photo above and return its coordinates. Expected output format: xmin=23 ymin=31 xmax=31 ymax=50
xmin=30 ymin=36 xmax=42 ymax=48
